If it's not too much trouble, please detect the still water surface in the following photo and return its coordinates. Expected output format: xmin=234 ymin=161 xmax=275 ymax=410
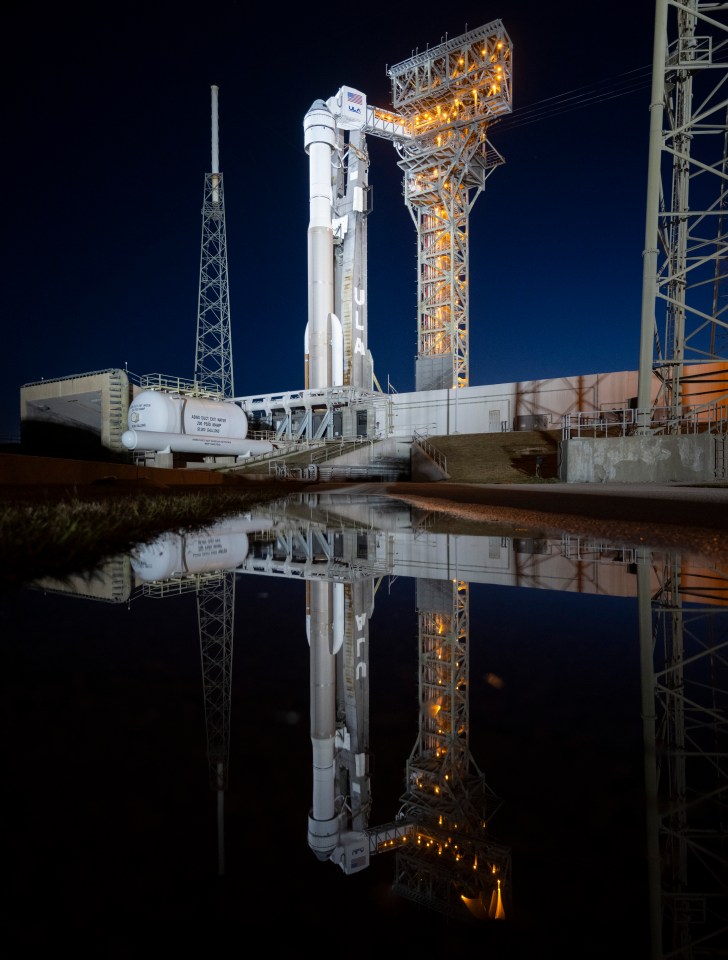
xmin=2 ymin=492 xmax=725 ymax=956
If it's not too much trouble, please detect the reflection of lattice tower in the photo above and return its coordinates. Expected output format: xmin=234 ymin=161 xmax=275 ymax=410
xmin=198 ymin=569 xmax=235 ymax=877
xmin=394 ymin=579 xmax=511 ymax=921
xmin=386 ymin=22 xmax=512 ymax=391
xmin=194 ymin=85 xmax=234 ymax=400
xmin=637 ymin=1 xmax=728 ymax=426
xmin=637 ymin=551 xmax=728 ymax=957
xmin=198 ymin=572 xmax=235 ymax=791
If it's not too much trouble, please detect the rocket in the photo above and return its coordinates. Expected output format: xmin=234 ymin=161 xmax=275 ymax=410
xmin=303 ymin=87 xmax=367 ymax=390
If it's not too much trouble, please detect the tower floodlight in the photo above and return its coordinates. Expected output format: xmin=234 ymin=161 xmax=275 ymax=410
xmin=194 ymin=84 xmax=234 ymax=399
xmin=387 ymin=21 xmax=512 ymax=390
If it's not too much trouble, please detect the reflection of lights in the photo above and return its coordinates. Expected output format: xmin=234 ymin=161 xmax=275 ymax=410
xmin=489 ymin=879 xmax=506 ymax=920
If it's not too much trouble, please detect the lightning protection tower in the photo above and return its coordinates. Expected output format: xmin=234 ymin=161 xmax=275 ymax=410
xmin=636 ymin=0 xmax=728 ymax=430
xmin=387 ymin=22 xmax=512 ymax=391
xmin=193 ymin=85 xmax=236 ymax=874
xmin=194 ymin=84 xmax=234 ymax=399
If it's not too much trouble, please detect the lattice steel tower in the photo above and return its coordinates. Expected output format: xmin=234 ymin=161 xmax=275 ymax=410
xmin=637 ymin=0 xmax=728 ymax=429
xmin=194 ymin=85 xmax=234 ymax=399
xmin=386 ymin=22 xmax=512 ymax=390
xmin=194 ymin=86 xmax=236 ymax=874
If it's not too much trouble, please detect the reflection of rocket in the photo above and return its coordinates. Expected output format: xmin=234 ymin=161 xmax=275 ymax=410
xmin=306 ymin=578 xmax=371 ymax=874
xmin=306 ymin=580 xmax=341 ymax=859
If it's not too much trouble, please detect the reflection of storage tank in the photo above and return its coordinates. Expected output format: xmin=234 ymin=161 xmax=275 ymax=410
xmin=131 ymin=532 xmax=184 ymax=581
xmin=128 ymin=391 xmax=249 ymax=439
xmin=132 ymin=524 xmax=256 ymax=581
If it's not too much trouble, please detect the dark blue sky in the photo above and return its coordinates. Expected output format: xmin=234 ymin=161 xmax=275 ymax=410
xmin=3 ymin=1 xmax=657 ymax=440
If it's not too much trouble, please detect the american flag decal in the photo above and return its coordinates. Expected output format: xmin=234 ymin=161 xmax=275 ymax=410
xmin=347 ymin=91 xmax=363 ymax=105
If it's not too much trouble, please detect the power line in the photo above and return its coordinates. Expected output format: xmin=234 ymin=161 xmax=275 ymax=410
xmin=498 ymin=64 xmax=653 ymax=132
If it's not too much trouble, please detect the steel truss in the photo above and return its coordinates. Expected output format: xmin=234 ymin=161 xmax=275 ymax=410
xmin=385 ymin=21 xmax=512 ymax=390
xmin=194 ymin=88 xmax=236 ymax=877
xmin=638 ymin=551 xmax=728 ymax=958
xmin=198 ymin=571 xmax=235 ymax=791
xmin=394 ymin=578 xmax=511 ymax=919
xmin=638 ymin=0 xmax=728 ymax=427
xmin=194 ymin=170 xmax=234 ymax=399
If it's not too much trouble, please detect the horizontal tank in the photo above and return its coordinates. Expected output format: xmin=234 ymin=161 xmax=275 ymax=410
xmin=121 ymin=429 xmax=273 ymax=457
xmin=128 ymin=391 xmax=249 ymax=439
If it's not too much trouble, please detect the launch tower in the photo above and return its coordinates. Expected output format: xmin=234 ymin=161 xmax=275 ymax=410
xmin=388 ymin=23 xmax=512 ymax=391
xmin=304 ymin=20 xmax=512 ymax=400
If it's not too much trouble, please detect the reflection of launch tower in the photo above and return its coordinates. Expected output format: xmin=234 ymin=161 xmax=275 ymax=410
xmin=393 ymin=578 xmax=511 ymax=919
xmin=637 ymin=551 xmax=728 ymax=956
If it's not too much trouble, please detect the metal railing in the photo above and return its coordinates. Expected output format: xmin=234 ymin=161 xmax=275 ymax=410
xmin=137 ymin=372 xmax=223 ymax=399
xmin=562 ymin=404 xmax=728 ymax=439
xmin=412 ymin=431 xmax=448 ymax=474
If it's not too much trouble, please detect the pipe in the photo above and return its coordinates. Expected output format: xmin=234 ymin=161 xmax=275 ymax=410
xmin=121 ymin=429 xmax=273 ymax=457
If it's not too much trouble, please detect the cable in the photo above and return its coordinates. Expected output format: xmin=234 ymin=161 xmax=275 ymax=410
xmin=498 ymin=64 xmax=654 ymax=132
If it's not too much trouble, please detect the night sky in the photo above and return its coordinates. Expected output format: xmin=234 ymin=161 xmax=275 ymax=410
xmin=3 ymin=1 xmax=658 ymax=441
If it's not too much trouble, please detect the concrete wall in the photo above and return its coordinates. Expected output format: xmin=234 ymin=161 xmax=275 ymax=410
xmin=388 ymin=370 xmax=640 ymax=438
xmin=20 ymin=369 xmax=131 ymax=451
xmin=561 ymin=434 xmax=717 ymax=483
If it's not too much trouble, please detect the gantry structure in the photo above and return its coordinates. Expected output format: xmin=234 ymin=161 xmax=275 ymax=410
xmin=359 ymin=21 xmax=512 ymax=391
xmin=637 ymin=0 xmax=728 ymax=430
xmin=387 ymin=22 xmax=512 ymax=391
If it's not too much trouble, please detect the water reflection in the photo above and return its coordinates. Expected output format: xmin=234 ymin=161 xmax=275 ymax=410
xmin=4 ymin=492 xmax=727 ymax=954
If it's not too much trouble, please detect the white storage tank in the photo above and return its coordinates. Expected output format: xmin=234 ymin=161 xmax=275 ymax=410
xmin=128 ymin=391 xmax=249 ymax=439
xmin=128 ymin=391 xmax=182 ymax=433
